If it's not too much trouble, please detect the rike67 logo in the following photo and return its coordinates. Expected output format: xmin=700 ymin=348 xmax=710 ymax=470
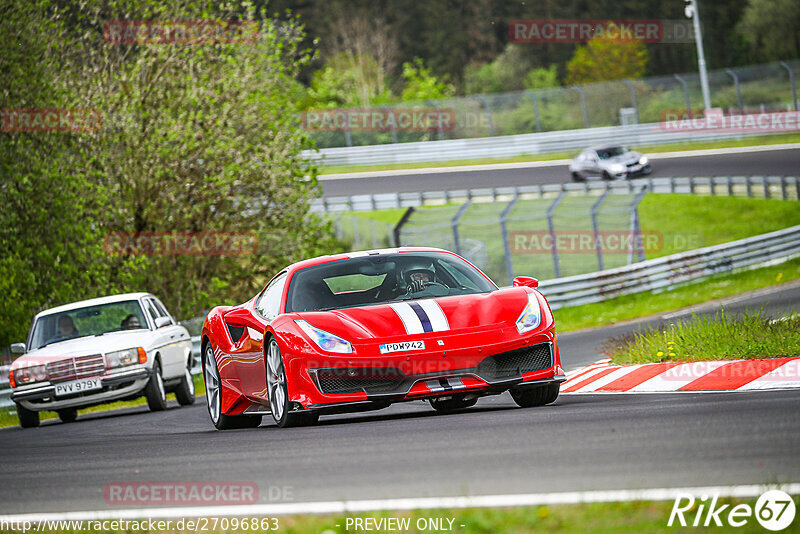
xmin=669 ymin=490 xmax=796 ymax=530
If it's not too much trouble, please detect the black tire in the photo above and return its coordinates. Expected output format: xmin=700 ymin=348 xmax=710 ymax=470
xmin=429 ymin=396 xmax=478 ymax=413
xmin=602 ymin=171 xmax=612 ymax=180
xmin=511 ymin=383 xmax=560 ymax=407
xmin=57 ymin=408 xmax=78 ymax=423
xmin=144 ymin=359 xmax=167 ymax=412
xmin=204 ymin=342 xmax=262 ymax=430
xmin=266 ymin=338 xmax=319 ymax=428
xmin=16 ymin=403 xmax=39 ymax=428
xmin=571 ymin=171 xmax=584 ymax=182
xmin=174 ymin=367 xmax=196 ymax=406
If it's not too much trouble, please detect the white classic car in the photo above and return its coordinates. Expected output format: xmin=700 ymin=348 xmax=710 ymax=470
xmin=9 ymin=293 xmax=195 ymax=427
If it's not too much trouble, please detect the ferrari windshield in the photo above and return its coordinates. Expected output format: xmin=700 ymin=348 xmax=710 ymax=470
xmin=29 ymin=300 xmax=148 ymax=349
xmin=286 ymin=252 xmax=496 ymax=312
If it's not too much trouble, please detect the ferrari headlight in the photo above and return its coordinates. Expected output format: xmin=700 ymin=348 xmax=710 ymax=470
xmin=11 ymin=364 xmax=48 ymax=386
xmin=639 ymin=156 xmax=648 ymax=165
xmin=106 ymin=348 xmax=142 ymax=368
xmin=295 ymin=320 xmax=353 ymax=354
xmin=516 ymin=293 xmax=542 ymax=334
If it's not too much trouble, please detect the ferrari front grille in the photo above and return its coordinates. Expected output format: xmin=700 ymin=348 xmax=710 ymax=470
xmin=477 ymin=343 xmax=552 ymax=381
xmin=315 ymin=367 xmax=410 ymax=395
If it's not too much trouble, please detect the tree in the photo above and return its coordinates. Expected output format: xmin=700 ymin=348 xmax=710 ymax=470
xmin=566 ymin=27 xmax=649 ymax=85
xmin=400 ymin=58 xmax=455 ymax=102
xmin=738 ymin=0 xmax=800 ymax=60
xmin=524 ymin=66 xmax=559 ymax=90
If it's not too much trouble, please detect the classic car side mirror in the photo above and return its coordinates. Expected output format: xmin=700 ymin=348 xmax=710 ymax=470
xmin=154 ymin=316 xmax=172 ymax=329
xmin=513 ymin=276 xmax=539 ymax=288
xmin=10 ymin=343 xmax=26 ymax=355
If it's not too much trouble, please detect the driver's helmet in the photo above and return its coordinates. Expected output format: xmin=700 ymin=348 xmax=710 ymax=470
xmin=402 ymin=260 xmax=436 ymax=288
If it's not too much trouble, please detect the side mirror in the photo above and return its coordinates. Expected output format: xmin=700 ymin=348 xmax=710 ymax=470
xmin=10 ymin=343 xmax=26 ymax=355
xmin=513 ymin=276 xmax=538 ymax=288
xmin=154 ymin=317 xmax=172 ymax=329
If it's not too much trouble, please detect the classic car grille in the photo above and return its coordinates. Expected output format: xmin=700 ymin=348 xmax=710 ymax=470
xmin=315 ymin=367 xmax=409 ymax=395
xmin=46 ymin=355 xmax=105 ymax=382
xmin=477 ymin=343 xmax=552 ymax=381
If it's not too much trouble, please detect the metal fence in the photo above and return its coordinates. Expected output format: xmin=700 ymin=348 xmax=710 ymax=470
xmin=320 ymin=176 xmax=800 ymax=286
xmin=304 ymin=59 xmax=800 ymax=159
xmin=540 ymin=224 xmax=800 ymax=310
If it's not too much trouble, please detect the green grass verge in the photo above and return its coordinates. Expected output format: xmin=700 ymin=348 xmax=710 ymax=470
xmin=554 ymin=257 xmax=800 ymax=333
xmin=318 ymin=132 xmax=800 ymax=174
xmin=0 ymin=374 xmax=204 ymax=429
xmin=605 ymin=310 xmax=800 ymax=365
xmin=2 ymin=497 xmax=796 ymax=533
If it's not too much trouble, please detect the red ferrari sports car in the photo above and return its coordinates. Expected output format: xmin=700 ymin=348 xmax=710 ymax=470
xmin=201 ymin=247 xmax=565 ymax=429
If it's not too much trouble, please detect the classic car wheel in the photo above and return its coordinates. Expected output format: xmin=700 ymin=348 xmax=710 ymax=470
xmin=16 ymin=403 xmax=39 ymax=428
xmin=266 ymin=339 xmax=318 ymax=428
xmin=174 ymin=367 xmax=196 ymax=406
xmin=204 ymin=344 xmax=261 ymax=430
xmin=429 ymin=396 xmax=478 ymax=413
xmin=144 ymin=359 xmax=167 ymax=412
xmin=571 ymin=171 xmax=584 ymax=182
xmin=57 ymin=408 xmax=77 ymax=423
xmin=510 ymin=383 xmax=560 ymax=407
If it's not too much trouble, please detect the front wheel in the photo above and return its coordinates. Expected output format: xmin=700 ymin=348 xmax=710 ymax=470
xmin=174 ymin=367 xmax=196 ymax=406
xmin=266 ymin=339 xmax=318 ymax=428
xmin=16 ymin=403 xmax=39 ymax=428
xmin=571 ymin=171 xmax=584 ymax=182
xmin=144 ymin=360 xmax=167 ymax=411
xmin=204 ymin=343 xmax=261 ymax=430
xmin=510 ymin=383 xmax=560 ymax=408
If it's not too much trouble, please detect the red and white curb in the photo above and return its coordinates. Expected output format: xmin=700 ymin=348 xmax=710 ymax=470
xmin=561 ymin=357 xmax=800 ymax=393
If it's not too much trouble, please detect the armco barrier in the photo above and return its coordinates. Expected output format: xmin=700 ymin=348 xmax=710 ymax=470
xmin=304 ymin=119 xmax=799 ymax=167
xmin=312 ymin=175 xmax=800 ymax=213
xmin=538 ymin=224 xmax=800 ymax=309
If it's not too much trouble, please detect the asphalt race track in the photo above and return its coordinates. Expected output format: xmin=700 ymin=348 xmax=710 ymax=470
xmin=319 ymin=146 xmax=800 ymax=197
xmin=1 ymin=283 xmax=798 ymax=515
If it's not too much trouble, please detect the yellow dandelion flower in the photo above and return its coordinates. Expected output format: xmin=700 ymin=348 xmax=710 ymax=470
xmin=538 ymin=506 xmax=550 ymax=519
xmin=668 ymin=352 xmax=676 ymax=356
xmin=657 ymin=351 xmax=664 ymax=357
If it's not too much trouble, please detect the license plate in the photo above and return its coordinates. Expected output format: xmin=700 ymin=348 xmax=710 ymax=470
xmin=380 ymin=341 xmax=425 ymax=354
xmin=54 ymin=378 xmax=102 ymax=397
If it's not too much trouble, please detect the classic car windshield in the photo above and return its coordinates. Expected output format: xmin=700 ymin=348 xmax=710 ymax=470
xmin=286 ymin=252 xmax=496 ymax=312
xmin=30 ymin=300 xmax=148 ymax=349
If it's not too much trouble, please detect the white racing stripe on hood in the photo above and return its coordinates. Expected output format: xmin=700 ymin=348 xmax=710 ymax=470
xmin=416 ymin=300 xmax=450 ymax=331
xmin=389 ymin=300 xmax=450 ymax=334
xmin=389 ymin=302 xmax=425 ymax=334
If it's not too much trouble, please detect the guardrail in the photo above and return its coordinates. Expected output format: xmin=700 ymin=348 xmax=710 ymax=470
xmin=539 ymin=224 xmax=800 ymax=309
xmin=304 ymin=119 xmax=797 ymax=167
xmin=313 ymin=175 xmax=800 ymax=213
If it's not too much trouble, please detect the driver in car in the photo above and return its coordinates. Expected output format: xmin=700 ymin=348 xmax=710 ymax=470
xmin=121 ymin=314 xmax=142 ymax=330
xmin=405 ymin=267 xmax=436 ymax=294
xmin=55 ymin=315 xmax=79 ymax=340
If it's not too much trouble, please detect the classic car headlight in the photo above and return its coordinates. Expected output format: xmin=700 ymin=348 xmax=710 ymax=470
xmin=610 ymin=163 xmax=625 ymax=174
xmin=639 ymin=156 xmax=649 ymax=165
xmin=10 ymin=364 xmax=48 ymax=387
xmin=106 ymin=347 xmax=146 ymax=368
xmin=516 ymin=293 xmax=542 ymax=334
xmin=295 ymin=320 xmax=353 ymax=354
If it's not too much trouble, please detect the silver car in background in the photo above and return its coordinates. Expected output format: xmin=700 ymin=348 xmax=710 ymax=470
xmin=569 ymin=146 xmax=651 ymax=181
xmin=9 ymin=292 xmax=195 ymax=427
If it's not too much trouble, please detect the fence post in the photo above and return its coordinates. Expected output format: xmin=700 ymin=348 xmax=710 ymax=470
xmin=341 ymin=110 xmax=353 ymax=147
xmin=382 ymin=105 xmax=399 ymax=143
xmin=524 ymin=90 xmax=543 ymax=132
xmin=591 ymin=187 xmax=610 ymax=271
xmin=500 ymin=192 xmax=520 ymax=285
xmin=780 ymin=61 xmax=799 ymax=111
xmin=764 ymin=177 xmax=772 ymax=199
xmin=724 ymin=69 xmax=743 ymax=113
xmin=622 ymin=79 xmax=640 ymax=124
xmin=451 ymin=201 xmax=472 ymax=255
xmin=781 ymin=176 xmax=788 ymax=200
xmin=475 ymin=95 xmax=495 ymax=136
xmin=546 ymin=191 xmax=566 ymax=278
xmin=335 ymin=213 xmax=343 ymax=240
xmin=370 ymin=218 xmax=378 ymax=248
xmin=629 ymin=186 xmax=649 ymax=264
xmin=674 ymin=74 xmax=692 ymax=117
xmin=571 ymin=85 xmax=590 ymax=128
xmin=727 ymin=176 xmax=734 ymax=197
xmin=426 ymin=99 xmax=445 ymax=140
xmin=387 ymin=222 xmax=396 ymax=247
xmin=393 ymin=207 xmax=415 ymax=246
xmin=352 ymin=215 xmax=361 ymax=249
